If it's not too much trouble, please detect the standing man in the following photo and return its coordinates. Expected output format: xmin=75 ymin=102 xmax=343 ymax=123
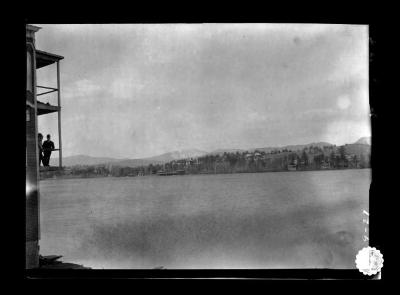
xmin=38 ymin=133 xmax=43 ymax=166
xmin=42 ymin=134 xmax=55 ymax=167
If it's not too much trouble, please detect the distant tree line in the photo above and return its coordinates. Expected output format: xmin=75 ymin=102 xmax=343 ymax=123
xmin=53 ymin=144 xmax=370 ymax=179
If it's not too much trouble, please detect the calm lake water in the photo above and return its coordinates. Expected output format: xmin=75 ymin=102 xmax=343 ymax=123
xmin=39 ymin=169 xmax=370 ymax=269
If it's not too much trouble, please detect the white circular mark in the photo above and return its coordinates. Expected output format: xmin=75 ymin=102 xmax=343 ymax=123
xmin=355 ymin=246 xmax=383 ymax=276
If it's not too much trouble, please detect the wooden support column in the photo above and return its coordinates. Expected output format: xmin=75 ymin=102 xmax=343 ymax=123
xmin=57 ymin=61 xmax=62 ymax=168
xmin=26 ymin=41 xmax=40 ymax=269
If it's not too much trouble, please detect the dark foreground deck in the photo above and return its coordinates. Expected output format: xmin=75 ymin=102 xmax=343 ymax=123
xmin=39 ymin=255 xmax=90 ymax=269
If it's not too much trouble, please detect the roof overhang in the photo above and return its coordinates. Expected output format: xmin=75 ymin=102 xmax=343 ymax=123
xmin=36 ymin=50 xmax=64 ymax=69
xmin=26 ymin=25 xmax=41 ymax=41
xmin=26 ymin=25 xmax=41 ymax=33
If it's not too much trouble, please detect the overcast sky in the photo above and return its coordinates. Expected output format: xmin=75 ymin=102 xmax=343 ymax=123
xmin=34 ymin=24 xmax=370 ymax=159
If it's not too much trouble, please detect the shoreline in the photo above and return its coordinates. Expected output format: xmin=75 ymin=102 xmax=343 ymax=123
xmin=40 ymin=167 xmax=371 ymax=181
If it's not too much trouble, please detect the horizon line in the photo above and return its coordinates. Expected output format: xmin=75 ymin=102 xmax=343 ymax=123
xmin=52 ymin=136 xmax=371 ymax=160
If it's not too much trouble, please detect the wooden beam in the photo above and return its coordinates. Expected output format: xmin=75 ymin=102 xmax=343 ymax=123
xmin=37 ymin=89 xmax=58 ymax=96
xmin=57 ymin=61 xmax=62 ymax=168
xmin=37 ymin=102 xmax=60 ymax=114
xmin=33 ymin=45 xmax=40 ymax=243
xmin=37 ymin=85 xmax=58 ymax=90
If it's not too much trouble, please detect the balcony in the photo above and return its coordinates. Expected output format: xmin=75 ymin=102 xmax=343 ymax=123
xmin=35 ymin=49 xmax=64 ymax=168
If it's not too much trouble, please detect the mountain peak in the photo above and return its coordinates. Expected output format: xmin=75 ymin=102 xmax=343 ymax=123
xmin=165 ymin=149 xmax=208 ymax=160
xmin=355 ymin=136 xmax=371 ymax=145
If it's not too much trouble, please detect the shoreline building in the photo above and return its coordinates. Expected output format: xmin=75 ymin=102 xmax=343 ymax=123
xmin=26 ymin=25 xmax=64 ymax=268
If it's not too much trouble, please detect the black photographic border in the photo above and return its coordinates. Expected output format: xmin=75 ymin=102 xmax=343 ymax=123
xmin=16 ymin=17 xmax=385 ymax=281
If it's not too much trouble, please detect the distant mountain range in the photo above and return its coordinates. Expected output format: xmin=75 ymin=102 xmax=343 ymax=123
xmin=50 ymin=149 xmax=208 ymax=167
xmin=49 ymin=154 xmax=117 ymax=167
xmin=147 ymin=149 xmax=208 ymax=161
xmin=50 ymin=137 xmax=371 ymax=168
xmin=209 ymin=142 xmax=334 ymax=155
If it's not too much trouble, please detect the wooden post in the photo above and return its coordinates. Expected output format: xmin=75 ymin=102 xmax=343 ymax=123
xmin=26 ymin=37 xmax=40 ymax=269
xmin=57 ymin=61 xmax=62 ymax=168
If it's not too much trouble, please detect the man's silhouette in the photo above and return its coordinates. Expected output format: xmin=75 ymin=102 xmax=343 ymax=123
xmin=42 ymin=134 xmax=55 ymax=167
xmin=38 ymin=133 xmax=43 ymax=166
